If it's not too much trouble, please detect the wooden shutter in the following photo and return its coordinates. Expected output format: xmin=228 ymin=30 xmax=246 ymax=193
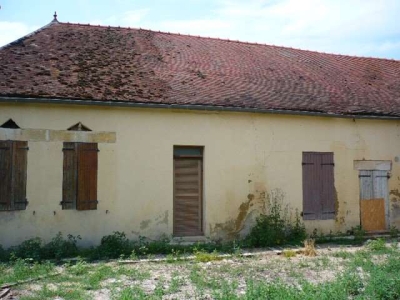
xmin=0 ymin=141 xmax=12 ymax=210
xmin=302 ymin=152 xmax=335 ymax=220
xmin=77 ymin=143 xmax=98 ymax=210
xmin=62 ymin=142 xmax=77 ymax=209
xmin=320 ymin=153 xmax=335 ymax=219
xmin=173 ymin=158 xmax=203 ymax=236
xmin=302 ymin=152 xmax=320 ymax=220
xmin=12 ymin=141 xmax=28 ymax=210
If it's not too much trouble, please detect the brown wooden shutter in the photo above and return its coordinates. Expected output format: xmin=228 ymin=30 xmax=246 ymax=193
xmin=320 ymin=153 xmax=335 ymax=219
xmin=62 ymin=142 xmax=78 ymax=209
xmin=302 ymin=152 xmax=335 ymax=220
xmin=173 ymin=158 xmax=203 ymax=236
xmin=0 ymin=141 xmax=12 ymax=210
xmin=77 ymin=143 xmax=98 ymax=210
xmin=302 ymin=152 xmax=320 ymax=220
xmin=12 ymin=141 xmax=28 ymax=210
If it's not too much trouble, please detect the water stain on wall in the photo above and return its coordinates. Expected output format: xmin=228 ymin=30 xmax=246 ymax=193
xmin=211 ymin=183 xmax=268 ymax=240
xmin=390 ymin=189 xmax=400 ymax=221
xmin=140 ymin=219 xmax=151 ymax=230
xmin=139 ymin=210 xmax=169 ymax=230
xmin=156 ymin=210 xmax=169 ymax=225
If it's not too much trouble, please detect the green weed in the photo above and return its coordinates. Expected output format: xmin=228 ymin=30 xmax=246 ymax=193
xmin=282 ymin=249 xmax=297 ymax=258
xmin=366 ymin=238 xmax=387 ymax=252
xmin=194 ymin=249 xmax=222 ymax=262
xmin=245 ymin=191 xmax=306 ymax=247
xmin=0 ymin=258 xmax=55 ymax=285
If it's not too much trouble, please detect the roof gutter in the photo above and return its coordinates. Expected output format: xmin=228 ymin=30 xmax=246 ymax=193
xmin=1 ymin=96 xmax=400 ymax=121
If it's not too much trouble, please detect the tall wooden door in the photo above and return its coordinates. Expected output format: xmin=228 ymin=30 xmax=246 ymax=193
xmin=173 ymin=147 xmax=203 ymax=236
xmin=359 ymin=170 xmax=389 ymax=231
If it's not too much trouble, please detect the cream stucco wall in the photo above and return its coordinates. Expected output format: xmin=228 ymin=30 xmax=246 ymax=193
xmin=1 ymin=102 xmax=400 ymax=247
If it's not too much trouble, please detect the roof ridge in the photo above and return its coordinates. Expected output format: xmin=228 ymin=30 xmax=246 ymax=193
xmin=0 ymin=19 xmax=60 ymax=51
xmin=57 ymin=21 xmax=400 ymax=63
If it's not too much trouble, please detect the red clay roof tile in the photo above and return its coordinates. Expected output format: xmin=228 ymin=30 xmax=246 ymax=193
xmin=1 ymin=20 xmax=400 ymax=117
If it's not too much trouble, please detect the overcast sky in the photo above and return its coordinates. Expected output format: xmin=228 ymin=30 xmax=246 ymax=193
xmin=0 ymin=0 xmax=399 ymax=59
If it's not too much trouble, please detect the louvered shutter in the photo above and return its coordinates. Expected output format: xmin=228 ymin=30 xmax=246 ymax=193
xmin=12 ymin=141 xmax=28 ymax=210
xmin=62 ymin=142 xmax=77 ymax=209
xmin=320 ymin=153 xmax=335 ymax=219
xmin=302 ymin=152 xmax=320 ymax=220
xmin=77 ymin=143 xmax=98 ymax=210
xmin=173 ymin=158 xmax=203 ymax=236
xmin=0 ymin=141 xmax=12 ymax=210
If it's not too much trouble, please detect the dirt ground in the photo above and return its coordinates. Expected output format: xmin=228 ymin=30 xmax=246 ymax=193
xmin=2 ymin=242 xmax=381 ymax=300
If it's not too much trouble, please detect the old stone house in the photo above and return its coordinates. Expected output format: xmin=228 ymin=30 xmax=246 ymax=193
xmin=1 ymin=16 xmax=400 ymax=247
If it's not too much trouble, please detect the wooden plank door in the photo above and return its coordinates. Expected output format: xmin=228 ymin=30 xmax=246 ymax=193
xmin=173 ymin=158 xmax=203 ymax=236
xmin=359 ymin=170 xmax=388 ymax=231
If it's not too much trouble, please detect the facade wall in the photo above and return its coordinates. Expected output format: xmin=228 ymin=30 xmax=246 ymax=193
xmin=1 ymin=102 xmax=400 ymax=247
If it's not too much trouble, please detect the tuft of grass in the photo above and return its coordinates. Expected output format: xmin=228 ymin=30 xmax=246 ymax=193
xmin=194 ymin=249 xmax=222 ymax=263
xmin=303 ymin=239 xmax=317 ymax=257
xmin=83 ymin=264 xmax=115 ymax=290
xmin=168 ymin=271 xmax=185 ymax=294
xmin=67 ymin=258 xmax=90 ymax=276
xmin=331 ymin=250 xmax=355 ymax=259
xmin=366 ymin=238 xmax=387 ymax=252
xmin=282 ymin=249 xmax=296 ymax=258
xmin=116 ymin=286 xmax=147 ymax=300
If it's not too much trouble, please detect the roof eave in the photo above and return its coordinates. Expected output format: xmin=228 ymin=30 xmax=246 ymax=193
xmin=0 ymin=96 xmax=399 ymax=120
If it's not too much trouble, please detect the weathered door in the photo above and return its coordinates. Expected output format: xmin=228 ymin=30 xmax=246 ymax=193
xmin=173 ymin=147 xmax=203 ymax=236
xmin=359 ymin=170 xmax=389 ymax=231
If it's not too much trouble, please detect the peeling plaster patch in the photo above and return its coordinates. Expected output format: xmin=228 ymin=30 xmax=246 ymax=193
xmin=334 ymin=188 xmax=349 ymax=226
xmin=390 ymin=189 xmax=400 ymax=198
xmin=211 ymin=186 xmax=269 ymax=240
xmin=392 ymin=203 xmax=400 ymax=218
xmin=140 ymin=219 xmax=151 ymax=230
xmin=390 ymin=190 xmax=400 ymax=222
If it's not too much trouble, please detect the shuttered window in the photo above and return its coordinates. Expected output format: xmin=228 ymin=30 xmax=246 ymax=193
xmin=62 ymin=143 xmax=98 ymax=210
xmin=302 ymin=152 xmax=335 ymax=220
xmin=0 ymin=140 xmax=28 ymax=211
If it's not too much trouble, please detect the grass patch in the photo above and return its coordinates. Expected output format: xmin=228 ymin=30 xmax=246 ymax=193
xmin=282 ymin=249 xmax=297 ymax=258
xmin=0 ymin=258 xmax=55 ymax=286
xmin=194 ymin=249 xmax=222 ymax=263
xmin=2 ymin=241 xmax=400 ymax=300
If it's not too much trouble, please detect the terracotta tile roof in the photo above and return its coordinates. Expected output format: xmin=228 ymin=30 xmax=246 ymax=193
xmin=1 ymin=20 xmax=400 ymax=117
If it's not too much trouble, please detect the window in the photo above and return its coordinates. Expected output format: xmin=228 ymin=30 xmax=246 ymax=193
xmin=62 ymin=142 xmax=98 ymax=210
xmin=0 ymin=120 xmax=28 ymax=211
xmin=302 ymin=152 xmax=335 ymax=220
xmin=61 ymin=123 xmax=98 ymax=210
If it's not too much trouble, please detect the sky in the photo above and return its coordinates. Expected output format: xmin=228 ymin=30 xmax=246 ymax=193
xmin=0 ymin=0 xmax=399 ymax=59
